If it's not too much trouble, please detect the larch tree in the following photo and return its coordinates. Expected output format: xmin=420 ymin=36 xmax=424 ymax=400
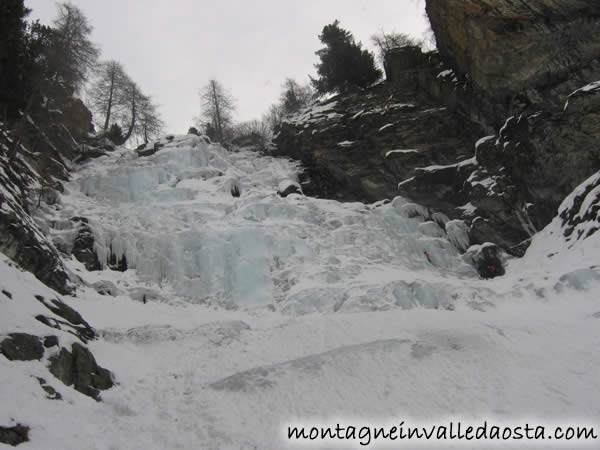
xmin=200 ymin=79 xmax=235 ymax=143
xmin=117 ymin=80 xmax=163 ymax=145
xmin=121 ymin=80 xmax=146 ymax=143
xmin=52 ymin=2 xmax=99 ymax=92
xmin=135 ymin=95 xmax=164 ymax=144
xmin=88 ymin=60 xmax=129 ymax=133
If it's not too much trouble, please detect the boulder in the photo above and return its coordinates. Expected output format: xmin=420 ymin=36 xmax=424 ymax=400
xmin=43 ymin=335 xmax=59 ymax=348
xmin=48 ymin=343 xmax=114 ymax=401
xmin=463 ymin=243 xmax=506 ymax=279
xmin=0 ymin=424 xmax=29 ymax=446
xmin=277 ymin=180 xmax=302 ymax=197
xmin=0 ymin=333 xmax=44 ymax=361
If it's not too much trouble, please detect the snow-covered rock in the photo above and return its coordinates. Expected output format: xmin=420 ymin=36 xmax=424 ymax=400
xmin=277 ymin=180 xmax=302 ymax=197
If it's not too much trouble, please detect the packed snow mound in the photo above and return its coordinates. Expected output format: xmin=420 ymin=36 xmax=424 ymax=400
xmin=50 ymin=134 xmax=482 ymax=313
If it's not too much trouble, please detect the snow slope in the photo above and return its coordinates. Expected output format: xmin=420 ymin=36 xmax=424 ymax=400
xmin=2 ymin=135 xmax=600 ymax=449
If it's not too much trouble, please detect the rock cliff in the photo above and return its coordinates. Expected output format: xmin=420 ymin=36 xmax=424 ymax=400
xmin=426 ymin=0 xmax=600 ymax=101
xmin=273 ymin=0 xmax=600 ymax=255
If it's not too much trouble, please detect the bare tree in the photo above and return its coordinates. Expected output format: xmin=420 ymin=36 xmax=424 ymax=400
xmin=135 ymin=96 xmax=164 ymax=144
xmin=121 ymin=79 xmax=146 ymax=143
xmin=52 ymin=2 xmax=99 ymax=91
xmin=88 ymin=60 xmax=129 ymax=133
xmin=263 ymin=103 xmax=285 ymax=132
xmin=231 ymin=119 xmax=272 ymax=150
xmin=280 ymin=78 xmax=313 ymax=115
xmin=371 ymin=30 xmax=421 ymax=66
xmin=200 ymin=79 xmax=235 ymax=143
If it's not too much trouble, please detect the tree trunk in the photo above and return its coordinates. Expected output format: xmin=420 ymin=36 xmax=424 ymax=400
xmin=123 ymin=93 xmax=136 ymax=143
xmin=211 ymin=81 xmax=223 ymax=142
xmin=103 ymin=70 xmax=115 ymax=132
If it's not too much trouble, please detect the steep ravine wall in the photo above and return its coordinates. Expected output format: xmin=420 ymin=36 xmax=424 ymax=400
xmin=273 ymin=1 xmax=600 ymax=255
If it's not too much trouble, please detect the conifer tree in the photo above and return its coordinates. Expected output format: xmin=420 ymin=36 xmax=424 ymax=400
xmin=311 ymin=20 xmax=381 ymax=94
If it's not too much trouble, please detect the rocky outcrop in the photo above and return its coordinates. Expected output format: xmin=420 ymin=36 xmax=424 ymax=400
xmin=273 ymin=82 xmax=483 ymax=203
xmin=0 ymin=91 xmax=110 ymax=294
xmin=1 ymin=288 xmax=114 ymax=402
xmin=0 ymin=130 xmax=74 ymax=294
xmin=34 ymin=294 xmax=96 ymax=343
xmin=48 ymin=343 xmax=114 ymax=401
xmin=273 ymin=2 xmax=599 ymax=256
xmin=558 ymin=170 xmax=600 ymax=243
xmin=415 ymin=0 xmax=600 ymax=252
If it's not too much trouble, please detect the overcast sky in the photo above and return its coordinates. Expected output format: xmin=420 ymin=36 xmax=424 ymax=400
xmin=25 ymin=0 xmax=430 ymax=134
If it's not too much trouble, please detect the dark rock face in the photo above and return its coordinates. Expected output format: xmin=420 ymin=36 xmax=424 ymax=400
xmin=273 ymin=3 xmax=599 ymax=255
xmin=0 ymin=128 xmax=73 ymax=295
xmin=426 ymin=0 xmax=600 ymax=99
xmin=273 ymin=83 xmax=483 ymax=203
xmin=48 ymin=343 xmax=114 ymax=401
xmin=419 ymin=1 xmax=600 ymax=252
xmin=34 ymin=295 xmax=96 ymax=343
xmin=0 ymin=211 xmax=72 ymax=294
xmin=0 ymin=424 xmax=29 ymax=446
xmin=0 ymin=333 xmax=44 ymax=361
xmin=71 ymin=217 xmax=102 ymax=271
xmin=477 ymin=98 xmax=600 ymax=226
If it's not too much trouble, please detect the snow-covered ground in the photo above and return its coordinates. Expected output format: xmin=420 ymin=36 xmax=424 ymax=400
xmin=2 ymin=135 xmax=600 ymax=449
